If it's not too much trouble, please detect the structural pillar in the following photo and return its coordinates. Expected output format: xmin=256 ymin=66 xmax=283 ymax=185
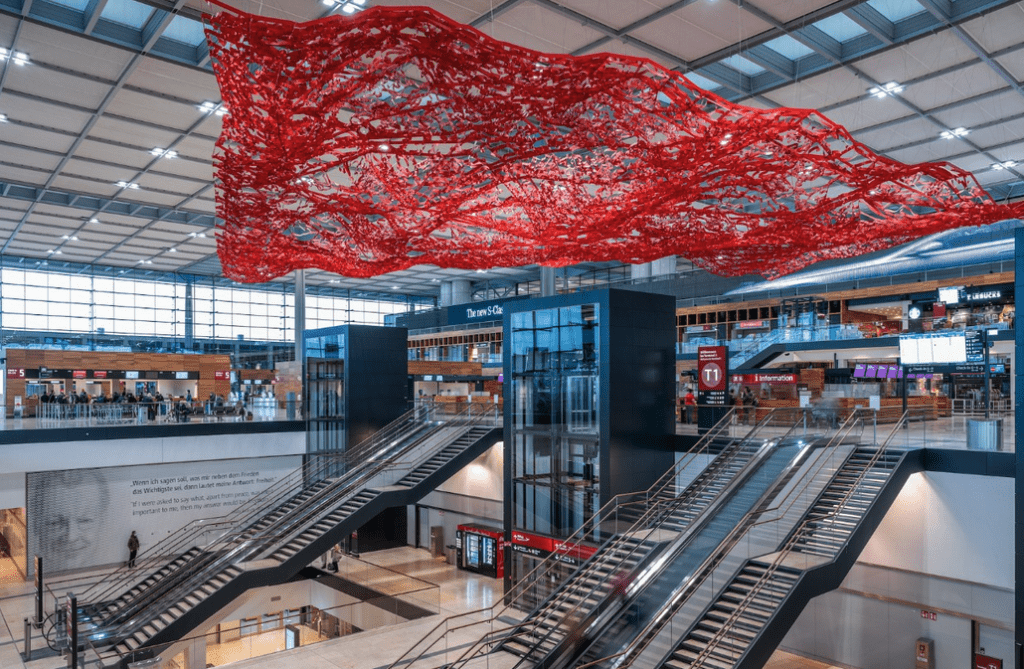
xmin=540 ymin=267 xmax=556 ymax=296
xmin=439 ymin=279 xmax=472 ymax=306
xmin=184 ymin=277 xmax=194 ymax=349
xmin=182 ymin=626 xmax=207 ymax=669
xmin=294 ymin=269 xmax=306 ymax=363
xmin=1014 ymin=227 xmax=1023 ymax=669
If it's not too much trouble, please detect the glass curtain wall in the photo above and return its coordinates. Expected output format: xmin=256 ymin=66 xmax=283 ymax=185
xmin=509 ymin=303 xmax=600 ymax=540
xmin=0 ymin=264 xmax=430 ymax=346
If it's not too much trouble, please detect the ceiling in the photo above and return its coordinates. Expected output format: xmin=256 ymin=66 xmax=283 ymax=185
xmin=0 ymin=0 xmax=1022 ymax=298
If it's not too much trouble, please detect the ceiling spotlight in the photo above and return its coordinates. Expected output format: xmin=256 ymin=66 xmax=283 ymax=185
xmin=378 ymin=144 xmax=390 ymax=151
xmin=391 ymin=285 xmax=400 ymax=289
xmin=168 ymin=247 xmax=177 ymax=253
xmin=475 ymin=269 xmax=486 ymax=273
xmin=198 ymin=101 xmax=227 ymax=116
xmin=868 ymin=82 xmax=903 ymax=99
xmin=343 ymin=3 xmax=357 ymax=12
xmin=88 ymin=217 xmax=99 ymax=224
xmin=61 ymin=235 xmax=78 ymax=241
xmin=322 ymin=0 xmax=338 ymax=5
xmin=0 ymin=48 xmax=29 ymax=66
xmin=0 ymin=113 xmax=7 ymax=123
xmin=188 ymin=231 xmax=208 ymax=238
xmin=992 ymin=160 xmax=1017 ymax=171
xmin=116 ymin=181 xmax=140 ymax=189
xmin=939 ymin=127 xmax=969 ymax=140
xmin=137 ymin=259 xmax=153 ymax=265
xmin=151 ymin=148 xmax=178 ymax=159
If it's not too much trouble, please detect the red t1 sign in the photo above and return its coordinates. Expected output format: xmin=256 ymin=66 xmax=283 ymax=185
xmin=975 ymin=655 xmax=1002 ymax=669
xmin=697 ymin=346 xmax=728 ymax=407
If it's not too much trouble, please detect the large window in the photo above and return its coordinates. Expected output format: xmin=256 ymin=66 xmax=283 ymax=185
xmin=0 ymin=264 xmax=431 ymax=344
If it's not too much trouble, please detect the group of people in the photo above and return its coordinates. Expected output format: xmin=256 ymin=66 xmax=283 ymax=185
xmin=730 ymin=386 xmax=760 ymax=424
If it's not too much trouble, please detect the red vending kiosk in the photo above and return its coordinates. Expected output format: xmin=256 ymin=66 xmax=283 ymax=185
xmin=455 ymin=525 xmax=504 ymax=578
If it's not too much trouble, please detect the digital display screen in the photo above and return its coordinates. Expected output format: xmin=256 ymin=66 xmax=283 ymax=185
xmin=887 ymin=365 xmax=900 ymax=379
xmin=866 ymin=364 xmax=877 ymax=378
xmin=853 ymin=364 xmax=866 ymax=378
xmin=899 ymin=333 xmax=968 ymax=365
xmin=938 ymin=286 xmax=961 ymax=304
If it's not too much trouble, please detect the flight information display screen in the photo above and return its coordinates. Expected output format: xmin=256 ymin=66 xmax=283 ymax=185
xmin=899 ymin=332 xmax=968 ymax=365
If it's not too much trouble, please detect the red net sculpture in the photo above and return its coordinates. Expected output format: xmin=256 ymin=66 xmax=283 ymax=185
xmin=205 ymin=2 xmax=1023 ymax=282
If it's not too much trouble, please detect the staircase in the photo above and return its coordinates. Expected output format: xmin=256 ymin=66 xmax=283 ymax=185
xmin=74 ymin=403 xmax=501 ymax=667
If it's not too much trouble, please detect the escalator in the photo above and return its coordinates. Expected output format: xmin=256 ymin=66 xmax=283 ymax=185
xmin=71 ymin=402 xmax=501 ymax=667
xmin=389 ymin=408 xmax=841 ymax=669
xmin=653 ymin=444 xmax=913 ymax=669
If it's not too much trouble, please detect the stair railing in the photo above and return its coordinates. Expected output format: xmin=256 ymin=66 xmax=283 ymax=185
xmin=387 ymin=408 xmax=818 ymax=669
xmin=659 ymin=409 xmax=913 ymax=669
xmin=78 ymin=402 xmax=439 ymax=609
xmin=94 ymin=403 xmax=498 ymax=644
xmin=573 ymin=407 xmax=869 ymax=669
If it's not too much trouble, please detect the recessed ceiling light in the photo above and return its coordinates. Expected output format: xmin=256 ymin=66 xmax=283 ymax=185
xmin=939 ymin=127 xmax=968 ymax=140
xmin=0 ymin=48 xmax=29 ymax=66
xmin=116 ymin=181 xmax=140 ymax=189
xmin=61 ymin=235 xmax=78 ymax=241
xmin=168 ymin=247 xmax=177 ymax=253
xmin=342 ymin=3 xmax=357 ymax=13
xmin=0 ymin=113 xmax=7 ymax=123
xmin=391 ymin=285 xmax=400 ymax=289
xmin=188 ymin=231 xmax=208 ymax=238
xmin=88 ymin=217 xmax=99 ymax=224
xmin=992 ymin=160 xmax=1017 ymax=171
xmin=475 ymin=269 xmax=486 ymax=273
xmin=868 ymin=82 xmax=903 ymax=99
xmin=151 ymin=148 xmax=177 ymax=159
xmin=137 ymin=259 xmax=153 ymax=265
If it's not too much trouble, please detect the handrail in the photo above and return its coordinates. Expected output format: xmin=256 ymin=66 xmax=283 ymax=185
xmin=387 ymin=408 xmax=820 ymax=669
xmin=80 ymin=402 xmax=435 ymax=607
xmin=94 ymin=403 xmax=498 ymax=644
xmin=578 ymin=409 xmax=869 ymax=669
xmin=676 ymin=411 xmax=910 ymax=669
xmin=492 ymin=420 xmax=803 ymax=669
xmin=383 ymin=408 xmax=741 ymax=669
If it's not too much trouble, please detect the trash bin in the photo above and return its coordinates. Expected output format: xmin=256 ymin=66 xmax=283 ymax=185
xmin=966 ymin=418 xmax=1002 ymax=451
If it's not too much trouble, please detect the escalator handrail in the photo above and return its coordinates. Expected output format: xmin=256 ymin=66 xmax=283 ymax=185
xmin=381 ymin=407 xmax=744 ymax=669
xmin=676 ymin=411 xmax=911 ymax=669
xmin=495 ymin=410 xmax=807 ymax=662
xmin=578 ymin=408 xmax=869 ymax=669
xmin=97 ymin=404 xmax=497 ymax=642
xmin=430 ymin=409 xmax=817 ymax=669
xmin=79 ymin=403 xmax=436 ymax=605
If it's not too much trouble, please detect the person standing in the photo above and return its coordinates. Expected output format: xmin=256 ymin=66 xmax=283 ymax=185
xmin=684 ymin=390 xmax=696 ymax=424
xmin=127 ymin=531 xmax=139 ymax=568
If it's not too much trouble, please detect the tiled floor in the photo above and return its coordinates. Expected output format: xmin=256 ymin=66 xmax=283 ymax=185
xmin=0 ymin=547 xmax=850 ymax=669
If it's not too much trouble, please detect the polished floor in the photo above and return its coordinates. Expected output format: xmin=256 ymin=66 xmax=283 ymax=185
xmin=0 ymin=547 xmax=852 ymax=669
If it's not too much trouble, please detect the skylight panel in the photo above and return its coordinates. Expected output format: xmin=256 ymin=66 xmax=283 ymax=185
xmin=866 ymin=0 xmax=926 ymax=22
xmin=684 ymin=71 xmax=721 ymax=91
xmin=162 ymin=15 xmax=208 ymax=46
xmin=763 ymin=35 xmax=815 ymax=60
xmin=811 ymin=13 xmax=869 ymax=42
xmin=99 ymin=0 xmax=155 ymax=30
xmin=48 ymin=0 xmax=90 ymax=11
xmin=721 ymin=55 xmax=766 ymax=76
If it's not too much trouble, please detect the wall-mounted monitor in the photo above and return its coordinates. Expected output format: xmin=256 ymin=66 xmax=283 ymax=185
xmin=938 ymin=286 xmax=962 ymax=304
xmin=853 ymin=364 xmax=866 ymax=378
xmin=899 ymin=332 xmax=968 ymax=365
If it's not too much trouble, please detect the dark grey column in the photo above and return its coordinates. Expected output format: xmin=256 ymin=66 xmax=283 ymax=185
xmin=1014 ymin=227 xmax=1022 ymax=669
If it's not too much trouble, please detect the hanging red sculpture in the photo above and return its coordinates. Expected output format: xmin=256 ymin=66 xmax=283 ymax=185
xmin=205 ymin=2 xmax=1023 ymax=282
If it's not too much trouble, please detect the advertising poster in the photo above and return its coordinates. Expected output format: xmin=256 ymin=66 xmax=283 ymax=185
xmin=27 ymin=455 xmax=301 ymax=575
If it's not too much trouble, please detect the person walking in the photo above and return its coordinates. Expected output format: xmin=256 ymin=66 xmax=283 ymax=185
xmin=127 ymin=531 xmax=140 ymax=568
xmin=683 ymin=389 xmax=696 ymax=424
